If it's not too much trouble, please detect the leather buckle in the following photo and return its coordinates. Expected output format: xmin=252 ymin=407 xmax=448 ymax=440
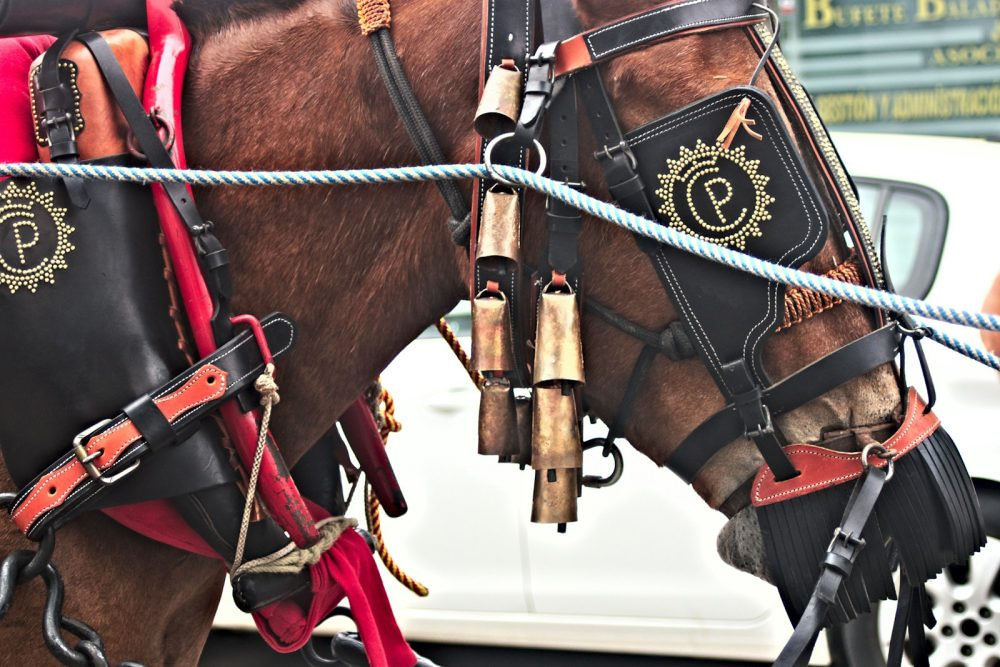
xmin=594 ymin=140 xmax=638 ymax=171
xmin=827 ymin=527 xmax=865 ymax=563
xmin=744 ymin=402 xmax=774 ymax=438
xmin=72 ymin=419 xmax=141 ymax=486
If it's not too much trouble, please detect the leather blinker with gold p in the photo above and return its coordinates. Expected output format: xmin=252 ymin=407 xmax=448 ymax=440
xmin=624 ymin=87 xmax=828 ymax=387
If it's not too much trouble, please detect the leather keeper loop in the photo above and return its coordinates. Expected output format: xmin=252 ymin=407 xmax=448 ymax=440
xmin=122 ymin=393 xmax=177 ymax=451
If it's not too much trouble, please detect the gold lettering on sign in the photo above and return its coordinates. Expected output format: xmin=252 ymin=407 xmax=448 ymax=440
xmin=803 ymin=0 xmax=906 ymax=29
xmin=0 ymin=181 xmax=74 ymax=294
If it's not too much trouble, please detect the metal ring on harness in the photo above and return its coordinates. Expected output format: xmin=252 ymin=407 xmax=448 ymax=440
xmin=860 ymin=442 xmax=896 ymax=482
xmin=126 ymin=109 xmax=175 ymax=161
xmin=483 ymin=132 xmax=547 ymax=187
xmin=581 ymin=438 xmax=624 ymax=488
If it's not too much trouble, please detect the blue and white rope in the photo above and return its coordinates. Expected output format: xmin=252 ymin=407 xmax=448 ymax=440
xmin=3 ymin=160 xmax=1000 ymax=365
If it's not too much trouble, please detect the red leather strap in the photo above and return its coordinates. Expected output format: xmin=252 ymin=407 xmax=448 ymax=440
xmin=751 ymin=388 xmax=939 ymax=508
xmin=12 ymin=365 xmax=228 ymax=533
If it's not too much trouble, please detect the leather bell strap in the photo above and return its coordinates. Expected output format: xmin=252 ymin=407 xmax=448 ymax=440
xmin=552 ymin=0 xmax=768 ymax=77
xmin=667 ymin=323 xmax=900 ymax=483
xmin=752 ymin=388 xmax=937 ymax=507
xmin=12 ymin=313 xmax=296 ymax=538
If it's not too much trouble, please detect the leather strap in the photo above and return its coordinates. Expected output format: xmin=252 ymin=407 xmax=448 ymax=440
xmin=76 ymin=31 xmax=234 ymax=342
xmin=11 ymin=313 xmax=296 ymax=538
xmin=774 ymin=465 xmax=889 ymax=666
xmin=668 ymin=324 xmax=900 ymax=482
xmin=553 ymin=0 xmax=766 ymax=77
xmin=752 ymin=388 xmax=936 ymax=507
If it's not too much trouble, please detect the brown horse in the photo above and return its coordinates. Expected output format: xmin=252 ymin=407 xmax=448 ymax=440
xmin=0 ymin=0 xmax=900 ymax=663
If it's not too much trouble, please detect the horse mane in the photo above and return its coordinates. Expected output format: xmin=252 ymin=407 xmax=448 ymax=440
xmin=173 ymin=0 xmax=356 ymax=36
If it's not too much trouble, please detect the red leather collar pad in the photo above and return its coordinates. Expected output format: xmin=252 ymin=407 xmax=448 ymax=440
xmin=752 ymin=388 xmax=938 ymax=507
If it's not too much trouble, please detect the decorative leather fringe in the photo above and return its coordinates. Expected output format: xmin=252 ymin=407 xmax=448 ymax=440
xmin=757 ymin=425 xmax=985 ymax=627
xmin=875 ymin=426 xmax=986 ymax=585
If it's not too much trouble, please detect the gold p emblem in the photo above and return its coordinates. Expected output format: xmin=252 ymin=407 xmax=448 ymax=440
xmin=655 ymin=140 xmax=774 ymax=250
xmin=0 ymin=181 xmax=74 ymax=294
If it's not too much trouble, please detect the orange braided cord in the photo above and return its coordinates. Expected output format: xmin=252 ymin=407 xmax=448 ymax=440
xmin=366 ymin=484 xmax=429 ymax=597
xmin=436 ymin=318 xmax=485 ymax=389
xmin=778 ymin=259 xmax=863 ymax=332
xmin=364 ymin=384 xmax=428 ymax=596
xmin=357 ymin=0 xmax=391 ymax=35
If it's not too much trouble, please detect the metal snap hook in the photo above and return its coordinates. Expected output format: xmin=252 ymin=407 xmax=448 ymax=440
xmin=483 ymin=132 xmax=547 ymax=187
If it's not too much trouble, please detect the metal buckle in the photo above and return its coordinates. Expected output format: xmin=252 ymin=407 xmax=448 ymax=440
xmin=744 ymin=403 xmax=774 ymax=438
xmin=827 ymin=527 xmax=866 ymax=558
xmin=72 ymin=419 xmax=141 ymax=486
xmin=594 ymin=140 xmax=638 ymax=171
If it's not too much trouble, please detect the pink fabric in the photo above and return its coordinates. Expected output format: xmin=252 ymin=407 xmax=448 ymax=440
xmin=0 ymin=36 xmax=55 ymax=167
xmin=252 ymin=500 xmax=417 ymax=667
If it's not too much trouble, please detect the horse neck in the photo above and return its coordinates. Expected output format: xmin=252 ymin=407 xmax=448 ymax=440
xmin=182 ymin=0 xmax=480 ymax=460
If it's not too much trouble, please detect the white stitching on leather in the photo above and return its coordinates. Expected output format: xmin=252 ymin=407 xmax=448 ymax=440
xmin=13 ymin=366 xmax=228 ymax=529
xmin=586 ymin=0 xmax=762 ymax=60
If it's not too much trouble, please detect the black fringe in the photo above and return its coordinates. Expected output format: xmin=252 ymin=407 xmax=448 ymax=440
xmin=757 ymin=426 xmax=983 ymax=627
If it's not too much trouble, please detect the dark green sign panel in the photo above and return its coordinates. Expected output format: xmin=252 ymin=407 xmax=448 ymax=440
xmin=788 ymin=0 xmax=1000 ymax=135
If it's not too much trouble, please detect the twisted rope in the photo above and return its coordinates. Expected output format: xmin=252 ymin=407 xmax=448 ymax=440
xmin=364 ymin=383 xmax=429 ymax=597
xmin=778 ymin=259 xmax=862 ymax=332
xmin=232 ymin=516 xmax=357 ymax=577
xmin=5 ymin=161 xmax=999 ymax=366
xmin=231 ymin=363 xmax=280 ymax=574
xmin=436 ymin=318 xmax=485 ymax=389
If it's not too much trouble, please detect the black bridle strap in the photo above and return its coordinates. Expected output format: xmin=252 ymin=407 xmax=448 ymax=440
xmin=553 ymin=0 xmax=766 ymax=77
xmin=76 ymin=31 xmax=234 ymax=342
xmin=585 ymin=299 xmax=695 ymax=361
xmin=774 ymin=465 xmax=889 ymax=666
xmin=367 ymin=28 xmax=471 ymax=246
xmin=668 ymin=323 xmax=900 ymax=482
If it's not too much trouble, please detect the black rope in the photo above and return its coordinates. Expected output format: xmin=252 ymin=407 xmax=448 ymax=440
xmin=369 ymin=29 xmax=471 ymax=247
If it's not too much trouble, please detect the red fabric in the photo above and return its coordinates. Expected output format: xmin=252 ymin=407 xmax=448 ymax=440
xmin=0 ymin=36 xmax=55 ymax=168
xmin=252 ymin=500 xmax=417 ymax=667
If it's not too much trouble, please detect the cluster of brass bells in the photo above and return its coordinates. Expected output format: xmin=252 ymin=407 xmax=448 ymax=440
xmin=471 ymin=60 xmax=585 ymax=529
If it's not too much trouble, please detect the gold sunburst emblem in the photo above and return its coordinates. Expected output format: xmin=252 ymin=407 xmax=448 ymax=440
xmin=654 ymin=139 xmax=774 ymax=250
xmin=0 ymin=180 xmax=75 ymax=294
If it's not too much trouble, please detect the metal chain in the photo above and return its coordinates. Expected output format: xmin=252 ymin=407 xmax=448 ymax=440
xmin=0 ymin=493 xmax=144 ymax=666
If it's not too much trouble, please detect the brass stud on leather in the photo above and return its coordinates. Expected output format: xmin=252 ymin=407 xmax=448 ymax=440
xmin=471 ymin=294 xmax=515 ymax=372
xmin=478 ymin=378 xmax=521 ymax=457
xmin=530 ymin=385 xmax=582 ymax=470
xmin=531 ymin=467 xmax=578 ymax=524
xmin=474 ymin=61 xmax=522 ymax=138
xmin=533 ymin=290 xmax=584 ymax=385
xmin=476 ymin=185 xmax=521 ymax=263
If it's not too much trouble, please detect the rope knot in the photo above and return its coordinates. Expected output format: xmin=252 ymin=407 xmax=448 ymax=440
xmin=254 ymin=363 xmax=280 ymax=406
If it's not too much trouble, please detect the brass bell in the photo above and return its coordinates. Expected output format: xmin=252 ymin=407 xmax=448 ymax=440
xmin=474 ymin=60 xmax=522 ymax=138
xmin=533 ymin=290 xmax=585 ymax=385
xmin=476 ymin=185 xmax=521 ymax=263
xmin=478 ymin=379 xmax=520 ymax=457
xmin=472 ymin=294 xmax=514 ymax=372
xmin=530 ymin=385 xmax=582 ymax=470
xmin=511 ymin=394 xmax=533 ymax=465
xmin=531 ymin=467 xmax=578 ymax=524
